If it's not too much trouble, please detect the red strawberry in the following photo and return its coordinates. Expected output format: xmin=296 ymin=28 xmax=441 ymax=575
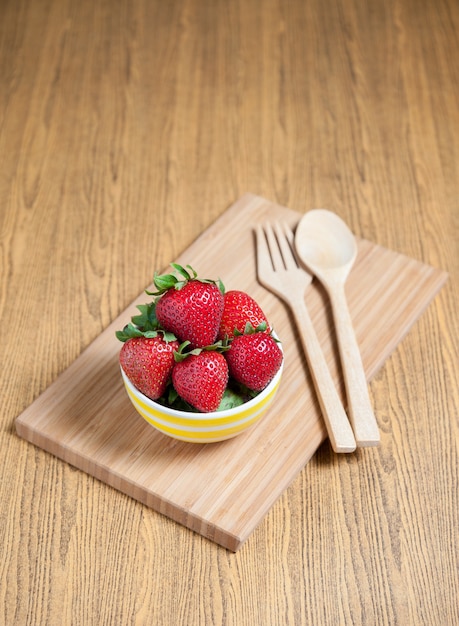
xmin=120 ymin=335 xmax=179 ymax=400
xmin=218 ymin=290 xmax=270 ymax=340
xmin=225 ymin=331 xmax=282 ymax=391
xmin=152 ymin=265 xmax=224 ymax=348
xmin=172 ymin=351 xmax=229 ymax=412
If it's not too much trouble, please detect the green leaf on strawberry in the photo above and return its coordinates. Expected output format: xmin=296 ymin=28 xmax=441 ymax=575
xmin=131 ymin=302 xmax=160 ymax=331
xmin=116 ymin=301 xmax=177 ymax=343
xmin=146 ymin=263 xmax=225 ymax=297
xmin=148 ymin=264 xmax=196 ymax=294
xmin=172 ymin=341 xmax=202 ymax=363
xmin=116 ymin=323 xmax=145 ymax=342
xmin=233 ymin=321 xmax=268 ymax=337
xmin=217 ymin=388 xmax=246 ymax=410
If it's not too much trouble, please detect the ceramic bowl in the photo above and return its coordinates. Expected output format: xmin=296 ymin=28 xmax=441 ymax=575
xmin=120 ymin=345 xmax=283 ymax=444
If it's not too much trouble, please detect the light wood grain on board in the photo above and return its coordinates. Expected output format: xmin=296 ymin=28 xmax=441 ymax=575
xmin=15 ymin=194 xmax=448 ymax=551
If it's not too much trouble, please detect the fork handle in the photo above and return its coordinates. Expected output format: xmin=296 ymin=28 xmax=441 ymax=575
xmin=291 ymin=298 xmax=356 ymax=453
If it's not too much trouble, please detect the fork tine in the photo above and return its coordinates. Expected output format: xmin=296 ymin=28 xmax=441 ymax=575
xmin=273 ymin=221 xmax=298 ymax=271
xmin=255 ymin=224 xmax=271 ymax=278
xmin=264 ymin=222 xmax=285 ymax=271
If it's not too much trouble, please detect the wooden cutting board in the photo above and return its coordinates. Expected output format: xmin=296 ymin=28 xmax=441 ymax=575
xmin=15 ymin=194 xmax=448 ymax=551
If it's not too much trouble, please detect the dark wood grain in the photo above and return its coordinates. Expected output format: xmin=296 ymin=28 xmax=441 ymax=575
xmin=1 ymin=0 xmax=458 ymax=624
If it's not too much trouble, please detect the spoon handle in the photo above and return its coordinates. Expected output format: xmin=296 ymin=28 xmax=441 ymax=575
xmin=329 ymin=286 xmax=380 ymax=446
xmin=291 ymin=297 xmax=356 ymax=453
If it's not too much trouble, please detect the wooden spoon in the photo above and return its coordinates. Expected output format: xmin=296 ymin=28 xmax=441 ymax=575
xmin=295 ymin=210 xmax=380 ymax=446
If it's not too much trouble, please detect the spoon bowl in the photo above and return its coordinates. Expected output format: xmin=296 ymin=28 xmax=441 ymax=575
xmin=295 ymin=210 xmax=380 ymax=447
xmin=295 ymin=209 xmax=357 ymax=278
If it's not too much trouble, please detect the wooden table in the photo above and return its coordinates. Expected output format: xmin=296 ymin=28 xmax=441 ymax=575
xmin=1 ymin=0 xmax=457 ymax=624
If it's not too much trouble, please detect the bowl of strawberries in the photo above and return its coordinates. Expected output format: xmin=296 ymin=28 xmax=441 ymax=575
xmin=116 ymin=264 xmax=283 ymax=443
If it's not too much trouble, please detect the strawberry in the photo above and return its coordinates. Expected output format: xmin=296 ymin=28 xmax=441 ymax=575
xmin=120 ymin=335 xmax=179 ymax=400
xmin=225 ymin=331 xmax=282 ymax=392
xmin=151 ymin=264 xmax=225 ymax=349
xmin=218 ymin=290 xmax=270 ymax=340
xmin=172 ymin=351 xmax=229 ymax=412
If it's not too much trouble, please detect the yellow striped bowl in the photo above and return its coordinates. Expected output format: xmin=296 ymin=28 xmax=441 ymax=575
xmin=120 ymin=353 xmax=283 ymax=444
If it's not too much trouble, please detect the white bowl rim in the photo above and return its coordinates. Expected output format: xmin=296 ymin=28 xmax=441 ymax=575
xmin=120 ymin=334 xmax=283 ymax=421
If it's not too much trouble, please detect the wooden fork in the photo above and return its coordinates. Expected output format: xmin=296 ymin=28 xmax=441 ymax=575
xmin=255 ymin=221 xmax=356 ymax=453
